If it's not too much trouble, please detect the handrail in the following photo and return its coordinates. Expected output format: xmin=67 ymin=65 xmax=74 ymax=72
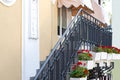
xmin=34 ymin=8 xmax=83 ymax=80
xmin=34 ymin=8 xmax=112 ymax=80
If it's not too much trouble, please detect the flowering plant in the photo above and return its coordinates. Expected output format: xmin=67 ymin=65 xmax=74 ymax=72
xmin=76 ymin=61 xmax=87 ymax=67
xmin=70 ymin=63 xmax=89 ymax=78
xmin=77 ymin=50 xmax=89 ymax=54
xmin=94 ymin=46 xmax=120 ymax=54
xmin=112 ymin=47 xmax=120 ymax=54
xmin=77 ymin=50 xmax=92 ymax=60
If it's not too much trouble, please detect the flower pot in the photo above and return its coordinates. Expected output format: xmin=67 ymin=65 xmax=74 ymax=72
xmin=90 ymin=51 xmax=101 ymax=61
xmin=112 ymin=54 xmax=120 ymax=60
xmin=112 ymin=53 xmax=117 ymax=60
xmin=70 ymin=77 xmax=87 ymax=80
xmin=100 ymin=52 xmax=107 ymax=60
xmin=117 ymin=54 xmax=120 ymax=59
xmin=107 ymin=54 xmax=113 ymax=60
xmin=78 ymin=60 xmax=94 ymax=69
xmin=86 ymin=60 xmax=94 ymax=69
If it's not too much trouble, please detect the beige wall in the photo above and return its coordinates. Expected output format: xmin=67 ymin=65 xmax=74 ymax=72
xmin=39 ymin=0 xmax=58 ymax=60
xmin=0 ymin=0 xmax=21 ymax=80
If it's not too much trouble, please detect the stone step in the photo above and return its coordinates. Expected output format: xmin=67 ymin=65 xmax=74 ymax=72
xmin=40 ymin=61 xmax=45 ymax=68
xmin=30 ymin=77 xmax=35 ymax=80
xmin=66 ymin=72 xmax=71 ymax=80
xmin=36 ymin=69 xmax=40 ymax=74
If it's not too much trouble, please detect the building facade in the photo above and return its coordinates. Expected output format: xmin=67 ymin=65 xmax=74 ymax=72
xmin=0 ymin=0 xmax=113 ymax=80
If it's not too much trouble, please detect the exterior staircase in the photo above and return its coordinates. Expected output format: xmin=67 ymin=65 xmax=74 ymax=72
xmin=30 ymin=9 xmax=112 ymax=80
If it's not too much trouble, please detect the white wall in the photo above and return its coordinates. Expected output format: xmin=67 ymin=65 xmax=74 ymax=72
xmin=109 ymin=2 xmax=120 ymax=80
xmin=112 ymin=0 xmax=120 ymax=48
xmin=22 ymin=0 xmax=40 ymax=80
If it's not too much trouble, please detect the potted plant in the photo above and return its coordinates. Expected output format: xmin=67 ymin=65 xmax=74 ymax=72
xmin=94 ymin=46 xmax=120 ymax=60
xmin=94 ymin=46 xmax=108 ymax=60
xmin=98 ymin=46 xmax=113 ymax=60
xmin=104 ymin=46 xmax=113 ymax=60
xmin=111 ymin=47 xmax=120 ymax=60
xmin=102 ymin=46 xmax=120 ymax=60
xmin=90 ymin=47 xmax=101 ymax=61
xmin=77 ymin=50 xmax=94 ymax=69
xmin=70 ymin=64 xmax=89 ymax=80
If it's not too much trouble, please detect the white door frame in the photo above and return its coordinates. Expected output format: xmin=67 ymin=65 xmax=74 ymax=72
xmin=22 ymin=0 xmax=40 ymax=80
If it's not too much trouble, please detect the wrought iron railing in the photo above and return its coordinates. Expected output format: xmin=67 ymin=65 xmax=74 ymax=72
xmin=33 ymin=9 xmax=112 ymax=80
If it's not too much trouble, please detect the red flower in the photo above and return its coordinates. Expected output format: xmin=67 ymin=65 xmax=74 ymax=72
xmin=84 ymin=69 xmax=89 ymax=74
xmin=101 ymin=46 xmax=106 ymax=49
xmin=82 ymin=50 xmax=89 ymax=53
xmin=77 ymin=49 xmax=89 ymax=54
xmin=107 ymin=46 xmax=112 ymax=48
xmin=118 ymin=49 xmax=120 ymax=53
xmin=77 ymin=61 xmax=82 ymax=65
xmin=72 ymin=64 xmax=77 ymax=70
xmin=88 ymin=53 xmax=92 ymax=57
xmin=85 ymin=50 xmax=89 ymax=53
xmin=77 ymin=50 xmax=81 ymax=54
xmin=114 ymin=47 xmax=118 ymax=50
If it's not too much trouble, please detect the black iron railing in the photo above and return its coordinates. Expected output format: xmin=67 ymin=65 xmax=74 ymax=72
xmin=33 ymin=9 xmax=112 ymax=80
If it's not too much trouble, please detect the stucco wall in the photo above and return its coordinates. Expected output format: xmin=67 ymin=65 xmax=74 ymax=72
xmin=0 ymin=0 xmax=21 ymax=80
xmin=39 ymin=0 xmax=58 ymax=60
xmin=112 ymin=60 xmax=120 ymax=80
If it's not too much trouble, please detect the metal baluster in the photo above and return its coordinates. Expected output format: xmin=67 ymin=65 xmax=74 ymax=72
xmin=33 ymin=9 xmax=112 ymax=80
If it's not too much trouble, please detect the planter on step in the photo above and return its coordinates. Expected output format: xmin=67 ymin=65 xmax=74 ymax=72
xmin=117 ymin=54 xmax=120 ymax=59
xmin=70 ymin=77 xmax=87 ymax=80
xmin=85 ymin=60 xmax=94 ymax=69
xmin=107 ymin=54 xmax=113 ymax=60
xmin=78 ymin=60 xmax=94 ymax=69
xmin=100 ymin=52 xmax=107 ymax=60
xmin=90 ymin=51 xmax=101 ymax=61
xmin=112 ymin=54 xmax=120 ymax=60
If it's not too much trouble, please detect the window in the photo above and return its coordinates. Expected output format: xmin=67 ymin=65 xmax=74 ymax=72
xmin=58 ymin=6 xmax=67 ymax=36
